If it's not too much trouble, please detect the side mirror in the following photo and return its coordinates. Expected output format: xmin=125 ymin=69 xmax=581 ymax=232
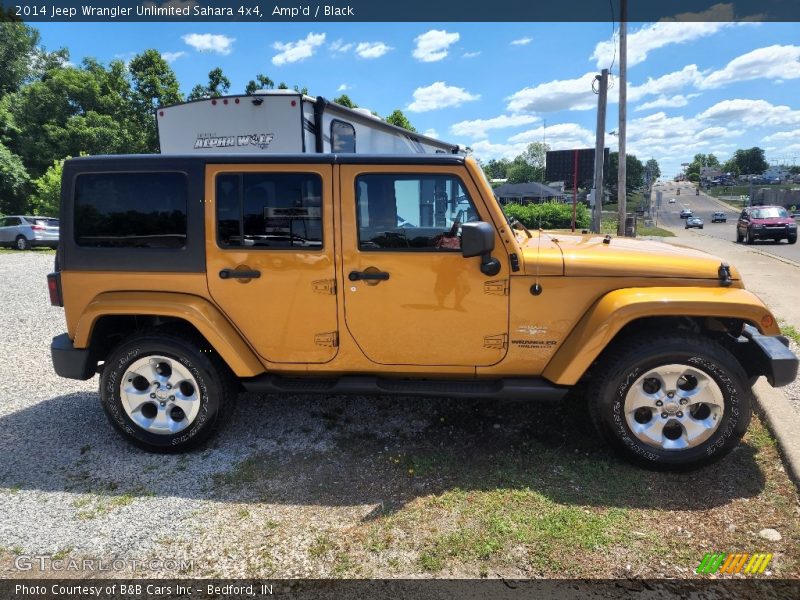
xmin=461 ymin=221 xmax=500 ymax=276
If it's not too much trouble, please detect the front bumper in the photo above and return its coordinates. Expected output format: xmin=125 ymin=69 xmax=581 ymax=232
xmin=51 ymin=333 xmax=96 ymax=380
xmin=740 ymin=325 xmax=798 ymax=387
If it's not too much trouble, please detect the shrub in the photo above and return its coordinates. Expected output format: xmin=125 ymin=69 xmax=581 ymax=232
xmin=503 ymin=201 xmax=590 ymax=230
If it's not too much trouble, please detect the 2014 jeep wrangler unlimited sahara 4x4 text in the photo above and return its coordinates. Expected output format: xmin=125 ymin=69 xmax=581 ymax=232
xmin=48 ymin=154 xmax=798 ymax=470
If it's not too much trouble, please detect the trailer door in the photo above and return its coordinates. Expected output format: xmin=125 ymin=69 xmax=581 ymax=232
xmin=206 ymin=163 xmax=338 ymax=364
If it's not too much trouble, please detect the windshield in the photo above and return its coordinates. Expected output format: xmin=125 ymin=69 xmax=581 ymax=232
xmin=752 ymin=207 xmax=789 ymax=219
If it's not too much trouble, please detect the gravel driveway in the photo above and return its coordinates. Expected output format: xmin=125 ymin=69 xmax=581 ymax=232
xmin=1 ymin=251 xmax=798 ymax=579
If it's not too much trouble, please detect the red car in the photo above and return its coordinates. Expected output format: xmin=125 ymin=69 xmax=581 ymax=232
xmin=736 ymin=205 xmax=797 ymax=244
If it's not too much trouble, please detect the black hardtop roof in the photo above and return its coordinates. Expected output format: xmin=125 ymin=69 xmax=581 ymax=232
xmin=64 ymin=153 xmax=468 ymax=167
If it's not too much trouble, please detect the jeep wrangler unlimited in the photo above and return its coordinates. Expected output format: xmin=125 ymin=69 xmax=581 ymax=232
xmin=49 ymin=154 xmax=798 ymax=469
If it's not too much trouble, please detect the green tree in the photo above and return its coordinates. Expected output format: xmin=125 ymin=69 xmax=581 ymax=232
xmin=332 ymin=94 xmax=357 ymax=108
xmin=245 ymin=74 xmax=275 ymax=95
xmin=685 ymin=153 xmax=720 ymax=178
xmin=732 ymin=147 xmax=768 ymax=175
xmin=128 ymin=49 xmax=182 ymax=152
xmin=608 ymin=152 xmax=644 ymax=196
xmin=29 ymin=157 xmax=65 ymax=216
xmin=644 ymin=158 xmax=661 ymax=185
xmin=187 ymin=67 xmax=231 ymax=100
xmin=483 ymin=158 xmax=512 ymax=180
xmin=0 ymin=22 xmax=40 ymax=96
xmin=506 ymin=142 xmax=548 ymax=184
xmin=0 ymin=142 xmax=30 ymax=214
xmin=385 ymin=109 xmax=416 ymax=132
xmin=722 ymin=158 xmax=740 ymax=177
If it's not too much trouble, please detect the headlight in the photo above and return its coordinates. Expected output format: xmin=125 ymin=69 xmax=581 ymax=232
xmin=789 ymin=223 xmax=797 ymax=229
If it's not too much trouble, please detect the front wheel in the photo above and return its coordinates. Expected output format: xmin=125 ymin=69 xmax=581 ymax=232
xmin=735 ymin=229 xmax=743 ymax=243
xmin=789 ymin=235 xmax=797 ymax=245
xmin=745 ymin=229 xmax=754 ymax=244
xmin=100 ymin=330 xmax=236 ymax=452
xmin=587 ymin=333 xmax=752 ymax=470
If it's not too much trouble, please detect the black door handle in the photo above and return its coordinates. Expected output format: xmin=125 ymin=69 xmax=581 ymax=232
xmin=349 ymin=270 xmax=389 ymax=281
xmin=219 ymin=268 xmax=261 ymax=280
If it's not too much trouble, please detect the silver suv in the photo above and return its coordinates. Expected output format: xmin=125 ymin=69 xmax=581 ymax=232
xmin=0 ymin=215 xmax=60 ymax=250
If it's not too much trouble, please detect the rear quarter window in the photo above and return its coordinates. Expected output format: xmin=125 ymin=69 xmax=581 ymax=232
xmin=74 ymin=172 xmax=187 ymax=248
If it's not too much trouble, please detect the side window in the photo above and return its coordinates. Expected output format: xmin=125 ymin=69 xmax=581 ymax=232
xmin=74 ymin=172 xmax=187 ymax=248
xmin=5 ymin=217 xmax=22 ymax=226
xmin=216 ymin=172 xmax=323 ymax=249
xmin=356 ymin=174 xmax=479 ymax=251
xmin=331 ymin=120 xmax=355 ymax=153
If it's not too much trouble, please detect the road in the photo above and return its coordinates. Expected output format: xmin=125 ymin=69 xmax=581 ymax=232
xmin=652 ymin=180 xmax=800 ymax=265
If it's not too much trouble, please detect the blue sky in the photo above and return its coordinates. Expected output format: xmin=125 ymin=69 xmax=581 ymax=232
xmin=36 ymin=21 xmax=800 ymax=177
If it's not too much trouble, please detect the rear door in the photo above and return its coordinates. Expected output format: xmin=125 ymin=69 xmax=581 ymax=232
xmin=205 ymin=163 xmax=339 ymax=364
xmin=339 ymin=164 xmax=510 ymax=367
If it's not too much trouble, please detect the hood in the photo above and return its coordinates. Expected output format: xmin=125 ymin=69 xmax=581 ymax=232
xmin=518 ymin=232 xmax=740 ymax=280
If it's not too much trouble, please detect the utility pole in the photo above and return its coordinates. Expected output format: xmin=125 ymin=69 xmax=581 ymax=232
xmin=592 ymin=69 xmax=608 ymax=233
xmin=617 ymin=0 xmax=628 ymax=236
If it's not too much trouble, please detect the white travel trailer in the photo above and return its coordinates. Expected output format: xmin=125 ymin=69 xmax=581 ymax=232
xmin=157 ymin=90 xmax=461 ymax=155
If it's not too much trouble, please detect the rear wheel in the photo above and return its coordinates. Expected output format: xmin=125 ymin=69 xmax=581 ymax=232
xmin=15 ymin=235 xmax=30 ymax=250
xmin=100 ymin=330 xmax=236 ymax=452
xmin=588 ymin=332 xmax=752 ymax=470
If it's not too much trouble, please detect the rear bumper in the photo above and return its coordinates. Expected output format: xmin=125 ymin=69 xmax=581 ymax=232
xmin=740 ymin=325 xmax=798 ymax=387
xmin=51 ymin=333 xmax=96 ymax=380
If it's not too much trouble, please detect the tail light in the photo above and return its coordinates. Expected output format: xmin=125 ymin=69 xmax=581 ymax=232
xmin=31 ymin=225 xmax=44 ymax=231
xmin=47 ymin=272 xmax=63 ymax=307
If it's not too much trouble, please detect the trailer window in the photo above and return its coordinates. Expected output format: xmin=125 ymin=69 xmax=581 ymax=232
xmin=355 ymin=174 xmax=478 ymax=251
xmin=74 ymin=172 xmax=187 ymax=248
xmin=216 ymin=172 xmax=323 ymax=249
xmin=331 ymin=120 xmax=356 ymax=153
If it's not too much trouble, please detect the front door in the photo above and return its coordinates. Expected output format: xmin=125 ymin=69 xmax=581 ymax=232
xmin=339 ymin=165 xmax=510 ymax=367
xmin=206 ymin=164 xmax=339 ymax=364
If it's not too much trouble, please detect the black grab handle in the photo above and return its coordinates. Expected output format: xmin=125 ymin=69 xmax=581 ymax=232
xmin=219 ymin=269 xmax=261 ymax=280
xmin=349 ymin=270 xmax=390 ymax=282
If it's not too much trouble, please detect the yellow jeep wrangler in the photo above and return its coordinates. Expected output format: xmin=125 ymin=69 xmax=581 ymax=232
xmin=48 ymin=154 xmax=797 ymax=469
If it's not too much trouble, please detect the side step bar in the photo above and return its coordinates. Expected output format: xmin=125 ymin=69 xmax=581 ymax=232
xmin=240 ymin=375 xmax=569 ymax=401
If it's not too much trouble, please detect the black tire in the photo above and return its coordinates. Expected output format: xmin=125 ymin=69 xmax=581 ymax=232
xmin=587 ymin=332 xmax=752 ymax=471
xmin=735 ymin=229 xmax=743 ymax=243
xmin=15 ymin=235 xmax=30 ymax=250
xmin=788 ymin=235 xmax=796 ymax=245
xmin=745 ymin=229 xmax=754 ymax=245
xmin=100 ymin=329 xmax=236 ymax=453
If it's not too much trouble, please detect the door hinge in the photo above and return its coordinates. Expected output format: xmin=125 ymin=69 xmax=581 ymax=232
xmin=312 ymin=279 xmax=337 ymax=295
xmin=484 ymin=280 xmax=509 ymax=296
xmin=483 ymin=334 xmax=508 ymax=350
xmin=315 ymin=332 xmax=339 ymax=347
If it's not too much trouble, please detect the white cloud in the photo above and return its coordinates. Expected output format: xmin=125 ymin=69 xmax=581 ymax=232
xmin=463 ymin=51 xmax=481 ymax=58
xmin=355 ymin=42 xmax=393 ymax=59
xmin=469 ymin=140 xmax=531 ymax=161
xmin=412 ymin=29 xmax=460 ymax=62
xmin=407 ymin=81 xmax=480 ymax=112
xmin=511 ymin=37 xmax=532 ymax=46
xmin=695 ymin=126 xmax=742 ymax=140
xmin=508 ymin=123 xmax=595 ymax=150
xmin=698 ymin=99 xmax=800 ymax=127
xmin=450 ymin=114 xmax=539 ymax=139
xmin=161 ymin=51 xmax=186 ymax=63
xmin=506 ymin=72 xmax=599 ymax=113
xmin=629 ymin=65 xmax=705 ymax=102
xmin=329 ymin=39 xmax=353 ymax=53
xmin=336 ymin=83 xmax=350 ymax=92
xmin=762 ymin=130 xmax=800 ymax=143
xmin=272 ymin=32 xmax=325 ymax=66
xmin=699 ymin=45 xmax=800 ymax=89
xmin=182 ymin=33 xmax=235 ymax=55
xmin=423 ymin=128 xmax=439 ymax=139
xmin=634 ymin=94 xmax=700 ymax=112
xmin=591 ymin=21 xmax=737 ymax=69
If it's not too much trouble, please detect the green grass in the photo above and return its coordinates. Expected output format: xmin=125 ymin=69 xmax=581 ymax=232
xmin=600 ymin=212 xmax=674 ymax=237
xmin=778 ymin=319 xmax=800 ymax=345
xmin=0 ymin=247 xmax=55 ymax=255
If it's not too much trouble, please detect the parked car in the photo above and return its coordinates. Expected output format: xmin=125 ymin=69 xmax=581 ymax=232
xmin=685 ymin=217 xmax=704 ymax=229
xmin=669 ymin=198 xmax=676 ymax=204
xmin=0 ymin=215 xmax=60 ymax=250
xmin=736 ymin=206 xmax=797 ymax=244
xmin=680 ymin=208 xmax=693 ymax=218
xmin=711 ymin=212 xmax=727 ymax=223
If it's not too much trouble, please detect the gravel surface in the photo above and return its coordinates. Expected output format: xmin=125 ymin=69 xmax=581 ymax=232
xmin=1 ymin=250 xmax=798 ymax=579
